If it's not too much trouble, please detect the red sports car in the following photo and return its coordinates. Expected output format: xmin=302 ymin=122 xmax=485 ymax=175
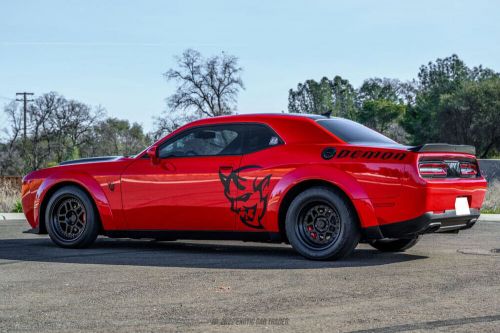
xmin=21 ymin=114 xmax=487 ymax=260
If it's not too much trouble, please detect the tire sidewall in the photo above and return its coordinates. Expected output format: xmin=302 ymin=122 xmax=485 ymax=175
xmin=285 ymin=187 xmax=360 ymax=260
xmin=45 ymin=186 xmax=99 ymax=248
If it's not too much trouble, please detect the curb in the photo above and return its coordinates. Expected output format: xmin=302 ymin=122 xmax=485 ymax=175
xmin=0 ymin=213 xmax=25 ymax=220
xmin=479 ymin=214 xmax=500 ymax=222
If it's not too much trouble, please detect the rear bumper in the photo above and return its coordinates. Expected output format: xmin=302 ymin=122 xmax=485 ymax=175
xmin=364 ymin=209 xmax=480 ymax=239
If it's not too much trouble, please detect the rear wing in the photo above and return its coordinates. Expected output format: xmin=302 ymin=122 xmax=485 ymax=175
xmin=408 ymin=144 xmax=476 ymax=155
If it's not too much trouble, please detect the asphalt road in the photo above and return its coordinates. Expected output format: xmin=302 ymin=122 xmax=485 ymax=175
xmin=0 ymin=219 xmax=499 ymax=333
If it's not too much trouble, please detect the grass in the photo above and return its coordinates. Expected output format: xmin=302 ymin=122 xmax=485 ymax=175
xmin=11 ymin=200 xmax=23 ymax=213
xmin=0 ymin=177 xmax=22 ymax=213
xmin=481 ymin=209 xmax=500 ymax=214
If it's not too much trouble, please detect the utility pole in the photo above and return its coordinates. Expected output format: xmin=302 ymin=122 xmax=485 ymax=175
xmin=15 ymin=92 xmax=34 ymax=141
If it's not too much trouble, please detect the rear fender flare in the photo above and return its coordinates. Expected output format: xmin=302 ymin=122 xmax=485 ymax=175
xmin=267 ymin=165 xmax=378 ymax=230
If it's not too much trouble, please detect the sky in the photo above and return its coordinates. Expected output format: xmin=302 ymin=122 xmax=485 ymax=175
xmin=1 ymin=0 xmax=500 ymax=133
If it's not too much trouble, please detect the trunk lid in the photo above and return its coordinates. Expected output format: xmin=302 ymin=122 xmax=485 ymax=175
xmin=412 ymin=144 xmax=480 ymax=179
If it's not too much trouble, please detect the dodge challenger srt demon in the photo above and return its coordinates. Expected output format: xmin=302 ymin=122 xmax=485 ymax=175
xmin=21 ymin=114 xmax=487 ymax=260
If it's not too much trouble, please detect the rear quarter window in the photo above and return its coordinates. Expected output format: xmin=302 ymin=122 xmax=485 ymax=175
xmin=243 ymin=124 xmax=283 ymax=153
xmin=317 ymin=118 xmax=397 ymax=145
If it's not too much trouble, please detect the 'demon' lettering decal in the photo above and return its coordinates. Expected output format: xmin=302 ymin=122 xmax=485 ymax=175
xmin=331 ymin=149 xmax=407 ymax=161
xmin=219 ymin=165 xmax=271 ymax=229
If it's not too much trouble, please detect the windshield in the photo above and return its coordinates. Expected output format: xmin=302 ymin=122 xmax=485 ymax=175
xmin=317 ymin=118 xmax=397 ymax=145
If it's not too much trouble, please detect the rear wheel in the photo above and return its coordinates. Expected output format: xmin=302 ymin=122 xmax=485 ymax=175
xmin=369 ymin=236 xmax=420 ymax=252
xmin=285 ymin=187 xmax=360 ymax=260
xmin=45 ymin=185 xmax=100 ymax=248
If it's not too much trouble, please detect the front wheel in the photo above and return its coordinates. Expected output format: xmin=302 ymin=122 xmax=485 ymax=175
xmin=369 ymin=236 xmax=420 ymax=252
xmin=285 ymin=187 xmax=360 ymax=260
xmin=45 ymin=185 xmax=100 ymax=248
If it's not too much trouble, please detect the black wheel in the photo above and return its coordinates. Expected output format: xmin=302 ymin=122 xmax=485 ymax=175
xmin=45 ymin=185 xmax=100 ymax=248
xmin=285 ymin=187 xmax=360 ymax=260
xmin=369 ymin=236 xmax=420 ymax=252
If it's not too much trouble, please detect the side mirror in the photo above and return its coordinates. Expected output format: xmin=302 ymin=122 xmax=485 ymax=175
xmin=146 ymin=146 xmax=159 ymax=165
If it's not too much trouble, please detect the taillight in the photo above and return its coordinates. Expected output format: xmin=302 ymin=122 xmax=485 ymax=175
xmin=418 ymin=159 xmax=479 ymax=179
xmin=459 ymin=162 xmax=478 ymax=177
xmin=419 ymin=162 xmax=447 ymax=178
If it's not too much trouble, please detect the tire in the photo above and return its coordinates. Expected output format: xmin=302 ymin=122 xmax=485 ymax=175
xmin=369 ymin=236 xmax=420 ymax=252
xmin=285 ymin=187 xmax=360 ymax=260
xmin=45 ymin=185 xmax=100 ymax=248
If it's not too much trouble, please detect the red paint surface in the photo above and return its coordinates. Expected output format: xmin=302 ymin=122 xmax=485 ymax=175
xmin=22 ymin=114 xmax=487 ymax=235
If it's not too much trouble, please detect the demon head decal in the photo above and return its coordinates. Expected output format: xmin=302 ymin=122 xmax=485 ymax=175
xmin=219 ymin=165 xmax=271 ymax=229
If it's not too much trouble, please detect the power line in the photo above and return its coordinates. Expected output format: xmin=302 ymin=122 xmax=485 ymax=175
xmin=15 ymin=92 xmax=34 ymax=141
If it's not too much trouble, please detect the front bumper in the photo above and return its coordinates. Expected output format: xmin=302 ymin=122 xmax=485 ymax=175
xmin=364 ymin=209 xmax=480 ymax=239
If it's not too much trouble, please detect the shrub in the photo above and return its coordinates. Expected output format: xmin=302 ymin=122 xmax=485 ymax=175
xmin=11 ymin=200 xmax=23 ymax=213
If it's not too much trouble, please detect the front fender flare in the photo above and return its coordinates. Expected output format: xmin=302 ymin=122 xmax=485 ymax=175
xmin=34 ymin=171 xmax=115 ymax=231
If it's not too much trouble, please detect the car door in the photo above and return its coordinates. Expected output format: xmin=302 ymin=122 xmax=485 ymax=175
xmin=120 ymin=124 xmax=244 ymax=231
xmin=219 ymin=123 xmax=285 ymax=231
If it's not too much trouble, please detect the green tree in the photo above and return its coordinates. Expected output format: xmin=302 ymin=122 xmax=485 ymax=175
xmin=358 ymin=99 xmax=406 ymax=136
xmin=288 ymin=77 xmax=333 ymax=115
xmin=356 ymin=78 xmax=411 ymax=142
xmin=84 ymin=118 xmax=150 ymax=157
xmin=402 ymin=54 xmax=498 ymax=145
xmin=357 ymin=78 xmax=403 ymax=103
xmin=288 ymin=75 xmax=358 ymax=119
xmin=438 ymin=78 xmax=500 ymax=157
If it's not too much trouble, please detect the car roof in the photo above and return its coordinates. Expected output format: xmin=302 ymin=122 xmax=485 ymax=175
xmin=186 ymin=113 xmax=327 ymax=126
xmin=166 ymin=112 xmax=340 ymax=145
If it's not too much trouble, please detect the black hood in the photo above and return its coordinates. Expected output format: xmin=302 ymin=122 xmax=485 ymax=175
xmin=59 ymin=156 xmax=122 ymax=166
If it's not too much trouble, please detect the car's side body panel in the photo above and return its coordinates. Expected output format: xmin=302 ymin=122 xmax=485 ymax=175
xmin=120 ymin=155 xmax=241 ymax=230
xmin=268 ymin=144 xmax=409 ymax=228
xmin=21 ymin=113 xmax=488 ymax=241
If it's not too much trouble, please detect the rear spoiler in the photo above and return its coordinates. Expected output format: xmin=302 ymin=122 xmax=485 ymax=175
xmin=408 ymin=144 xmax=476 ymax=155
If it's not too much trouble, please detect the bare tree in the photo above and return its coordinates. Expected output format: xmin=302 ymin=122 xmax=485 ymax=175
xmin=26 ymin=93 xmax=65 ymax=170
xmin=155 ymin=49 xmax=244 ymax=137
xmin=152 ymin=109 xmax=198 ymax=140
xmin=1 ymin=92 xmax=106 ymax=174
xmin=0 ymin=101 xmax=23 ymax=175
xmin=49 ymin=99 xmax=104 ymax=161
xmin=3 ymin=101 xmax=22 ymax=152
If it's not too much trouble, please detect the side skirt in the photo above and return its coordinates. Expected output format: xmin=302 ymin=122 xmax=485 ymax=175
xmin=102 ymin=230 xmax=283 ymax=243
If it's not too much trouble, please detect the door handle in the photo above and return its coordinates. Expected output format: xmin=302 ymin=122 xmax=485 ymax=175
xmin=160 ymin=161 xmax=176 ymax=172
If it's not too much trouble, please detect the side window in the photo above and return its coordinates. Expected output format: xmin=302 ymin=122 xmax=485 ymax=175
xmin=243 ymin=124 xmax=283 ymax=154
xmin=159 ymin=125 xmax=244 ymax=158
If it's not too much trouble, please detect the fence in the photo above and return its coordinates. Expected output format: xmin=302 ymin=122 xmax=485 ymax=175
xmin=478 ymin=159 xmax=500 ymax=183
xmin=0 ymin=176 xmax=22 ymax=212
